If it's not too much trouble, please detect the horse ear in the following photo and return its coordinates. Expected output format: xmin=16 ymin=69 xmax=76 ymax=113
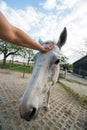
xmin=39 ymin=38 xmax=44 ymax=45
xmin=57 ymin=27 xmax=67 ymax=48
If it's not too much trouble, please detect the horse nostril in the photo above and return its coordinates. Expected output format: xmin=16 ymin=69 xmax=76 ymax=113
xmin=24 ymin=107 xmax=36 ymax=121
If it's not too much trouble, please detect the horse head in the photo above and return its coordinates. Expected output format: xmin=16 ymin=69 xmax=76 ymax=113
xmin=19 ymin=27 xmax=67 ymax=121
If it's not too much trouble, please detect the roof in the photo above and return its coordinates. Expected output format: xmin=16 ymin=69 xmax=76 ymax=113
xmin=73 ymin=55 xmax=87 ymax=64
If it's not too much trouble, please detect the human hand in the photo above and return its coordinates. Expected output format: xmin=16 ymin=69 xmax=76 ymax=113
xmin=41 ymin=43 xmax=54 ymax=53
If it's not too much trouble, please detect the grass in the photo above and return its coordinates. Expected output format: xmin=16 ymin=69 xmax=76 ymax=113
xmin=65 ymin=78 xmax=87 ymax=86
xmin=59 ymin=73 xmax=65 ymax=79
xmin=0 ymin=63 xmax=33 ymax=73
xmin=59 ymin=81 xmax=87 ymax=105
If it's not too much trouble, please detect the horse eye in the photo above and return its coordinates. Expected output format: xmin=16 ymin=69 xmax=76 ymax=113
xmin=54 ymin=59 xmax=60 ymax=64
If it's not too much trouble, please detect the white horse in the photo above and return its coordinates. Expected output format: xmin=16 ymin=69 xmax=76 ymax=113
xmin=19 ymin=27 xmax=67 ymax=121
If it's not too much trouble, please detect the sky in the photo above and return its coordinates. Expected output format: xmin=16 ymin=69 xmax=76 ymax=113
xmin=0 ymin=0 xmax=87 ymax=63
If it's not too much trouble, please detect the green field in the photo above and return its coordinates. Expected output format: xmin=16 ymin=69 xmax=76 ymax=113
xmin=0 ymin=63 xmax=33 ymax=73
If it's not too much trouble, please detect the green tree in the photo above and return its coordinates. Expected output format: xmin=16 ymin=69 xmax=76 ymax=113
xmin=61 ymin=56 xmax=68 ymax=65
xmin=0 ymin=40 xmax=21 ymax=67
xmin=17 ymin=47 xmax=34 ymax=77
xmin=60 ymin=55 xmax=72 ymax=71
xmin=26 ymin=49 xmax=34 ymax=66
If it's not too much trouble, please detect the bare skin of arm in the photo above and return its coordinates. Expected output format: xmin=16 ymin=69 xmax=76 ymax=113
xmin=0 ymin=12 xmax=54 ymax=53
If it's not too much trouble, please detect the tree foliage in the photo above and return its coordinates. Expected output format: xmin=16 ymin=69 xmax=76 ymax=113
xmin=0 ymin=39 xmax=34 ymax=67
xmin=0 ymin=40 xmax=21 ymax=67
xmin=60 ymin=55 xmax=72 ymax=71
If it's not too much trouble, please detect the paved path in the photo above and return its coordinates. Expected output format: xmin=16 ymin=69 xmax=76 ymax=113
xmin=60 ymin=73 xmax=87 ymax=97
xmin=66 ymin=73 xmax=87 ymax=85
xmin=0 ymin=69 xmax=87 ymax=130
xmin=60 ymin=80 xmax=87 ymax=97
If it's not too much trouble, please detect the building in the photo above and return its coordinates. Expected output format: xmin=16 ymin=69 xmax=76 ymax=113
xmin=73 ymin=55 xmax=87 ymax=78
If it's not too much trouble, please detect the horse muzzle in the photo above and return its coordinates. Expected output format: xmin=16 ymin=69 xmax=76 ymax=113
xmin=20 ymin=107 xmax=38 ymax=121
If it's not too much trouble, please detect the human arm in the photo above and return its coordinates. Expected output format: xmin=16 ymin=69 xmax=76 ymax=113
xmin=0 ymin=11 xmax=53 ymax=52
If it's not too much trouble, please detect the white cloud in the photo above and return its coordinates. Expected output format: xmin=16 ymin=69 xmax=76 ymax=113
xmin=0 ymin=1 xmax=43 ymax=32
xmin=59 ymin=0 xmax=78 ymax=10
xmin=0 ymin=0 xmax=87 ymax=63
xmin=41 ymin=0 xmax=57 ymax=10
